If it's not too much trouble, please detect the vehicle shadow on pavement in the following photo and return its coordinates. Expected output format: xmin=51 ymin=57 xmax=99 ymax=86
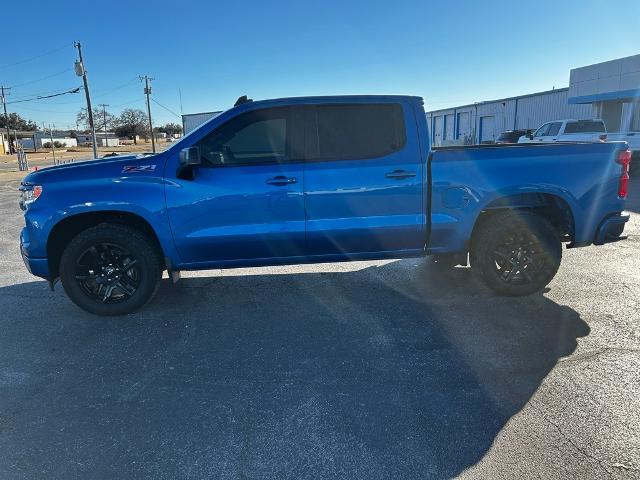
xmin=0 ymin=260 xmax=589 ymax=479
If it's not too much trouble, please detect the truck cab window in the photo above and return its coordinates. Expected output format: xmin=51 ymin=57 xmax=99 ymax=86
xmin=547 ymin=122 xmax=562 ymax=136
xmin=197 ymin=108 xmax=289 ymax=166
xmin=311 ymin=103 xmax=406 ymax=161
xmin=534 ymin=123 xmax=550 ymax=137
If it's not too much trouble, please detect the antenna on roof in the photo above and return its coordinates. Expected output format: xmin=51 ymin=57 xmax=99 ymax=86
xmin=234 ymin=95 xmax=253 ymax=107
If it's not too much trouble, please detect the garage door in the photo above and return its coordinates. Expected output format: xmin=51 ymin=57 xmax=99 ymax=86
xmin=444 ymin=114 xmax=454 ymax=141
xmin=480 ymin=116 xmax=496 ymax=143
xmin=456 ymin=112 xmax=471 ymax=140
xmin=433 ymin=116 xmax=443 ymax=146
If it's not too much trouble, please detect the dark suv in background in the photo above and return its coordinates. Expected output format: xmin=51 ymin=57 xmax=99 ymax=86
xmin=495 ymin=129 xmax=535 ymax=144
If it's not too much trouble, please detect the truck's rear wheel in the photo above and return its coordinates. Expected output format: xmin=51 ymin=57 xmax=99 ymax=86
xmin=59 ymin=224 xmax=162 ymax=316
xmin=471 ymin=211 xmax=561 ymax=296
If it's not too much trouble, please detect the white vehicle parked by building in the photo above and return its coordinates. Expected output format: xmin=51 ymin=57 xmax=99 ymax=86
xmin=518 ymin=119 xmax=607 ymax=144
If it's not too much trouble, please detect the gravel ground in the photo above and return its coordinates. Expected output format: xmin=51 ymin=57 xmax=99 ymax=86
xmin=0 ymin=172 xmax=638 ymax=480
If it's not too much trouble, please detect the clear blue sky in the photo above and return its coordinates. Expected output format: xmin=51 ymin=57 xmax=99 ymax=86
xmin=2 ymin=0 xmax=639 ymax=130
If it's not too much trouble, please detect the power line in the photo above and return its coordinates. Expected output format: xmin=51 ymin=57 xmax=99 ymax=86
xmin=12 ymin=105 xmax=78 ymax=114
xmin=151 ymin=97 xmax=181 ymax=118
xmin=9 ymin=68 xmax=73 ymax=88
xmin=93 ymin=78 xmax=139 ymax=98
xmin=0 ymin=42 xmax=73 ymax=71
xmin=112 ymin=97 xmax=144 ymax=107
xmin=9 ymin=85 xmax=81 ymax=100
xmin=7 ymin=87 xmax=82 ymax=105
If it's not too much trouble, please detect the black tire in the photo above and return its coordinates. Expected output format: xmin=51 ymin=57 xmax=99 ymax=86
xmin=470 ymin=211 xmax=562 ymax=296
xmin=59 ymin=224 xmax=162 ymax=316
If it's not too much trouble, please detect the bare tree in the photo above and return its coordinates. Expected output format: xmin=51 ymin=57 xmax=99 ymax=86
xmin=114 ymin=109 xmax=149 ymax=144
xmin=155 ymin=122 xmax=183 ymax=136
xmin=77 ymin=107 xmax=115 ymax=132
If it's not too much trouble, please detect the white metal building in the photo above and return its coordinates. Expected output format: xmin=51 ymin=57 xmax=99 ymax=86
xmin=76 ymin=132 xmax=120 ymax=147
xmin=568 ymin=54 xmax=640 ymax=135
xmin=182 ymin=111 xmax=223 ymax=134
xmin=19 ymin=131 xmax=78 ymax=149
xmin=426 ymin=88 xmax=592 ymax=146
xmin=426 ymin=54 xmax=639 ymax=146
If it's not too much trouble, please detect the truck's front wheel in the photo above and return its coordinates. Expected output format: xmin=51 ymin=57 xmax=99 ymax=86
xmin=471 ymin=211 xmax=562 ymax=296
xmin=59 ymin=224 xmax=162 ymax=316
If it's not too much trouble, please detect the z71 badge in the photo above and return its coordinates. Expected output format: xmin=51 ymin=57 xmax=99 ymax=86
xmin=122 ymin=165 xmax=156 ymax=173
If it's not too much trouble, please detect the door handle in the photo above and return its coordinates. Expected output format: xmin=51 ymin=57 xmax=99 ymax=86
xmin=385 ymin=169 xmax=416 ymax=180
xmin=266 ymin=176 xmax=297 ymax=186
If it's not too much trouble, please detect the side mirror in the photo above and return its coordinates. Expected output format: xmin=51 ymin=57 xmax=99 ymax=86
xmin=528 ymin=133 xmax=534 ymax=140
xmin=177 ymin=146 xmax=201 ymax=180
xmin=179 ymin=146 xmax=201 ymax=167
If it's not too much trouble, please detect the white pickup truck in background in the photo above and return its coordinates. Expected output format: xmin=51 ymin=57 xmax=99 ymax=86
xmin=518 ymin=119 xmax=639 ymax=173
xmin=518 ymin=119 xmax=607 ymax=144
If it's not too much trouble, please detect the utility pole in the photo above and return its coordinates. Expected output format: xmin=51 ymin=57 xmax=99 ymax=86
xmin=74 ymin=41 xmax=98 ymax=158
xmin=179 ymin=88 xmax=185 ymax=136
xmin=47 ymin=123 xmax=57 ymax=165
xmin=98 ymin=103 xmax=109 ymax=148
xmin=140 ymin=75 xmax=155 ymax=153
xmin=1 ymin=86 xmax=12 ymax=154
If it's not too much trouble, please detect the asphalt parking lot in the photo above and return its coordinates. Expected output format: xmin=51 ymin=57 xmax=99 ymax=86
xmin=0 ymin=173 xmax=638 ymax=480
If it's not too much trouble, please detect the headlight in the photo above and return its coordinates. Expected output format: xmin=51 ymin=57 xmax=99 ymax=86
xmin=19 ymin=184 xmax=43 ymax=211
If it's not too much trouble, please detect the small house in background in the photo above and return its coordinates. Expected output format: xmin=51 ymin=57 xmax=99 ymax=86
xmin=76 ymin=132 xmax=120 ymax=147
xmin=19 ymin=131 xmax=78 ymax=149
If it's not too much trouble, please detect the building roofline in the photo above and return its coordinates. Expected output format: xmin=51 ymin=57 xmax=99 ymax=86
xmin=182 ymin=111 xmax=223 ymax=117
xmin=426 ymin=87 xmax=570 ymax=115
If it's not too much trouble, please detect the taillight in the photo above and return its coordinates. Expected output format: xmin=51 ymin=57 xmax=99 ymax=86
xmin=617 ymin=149 xmax=632 ymax=198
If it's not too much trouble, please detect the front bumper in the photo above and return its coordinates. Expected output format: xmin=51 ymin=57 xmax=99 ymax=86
xmin=594 ymin=212 xmax=630 ymax=245
xmin=20 ymin=227 xmax=49 ymax=278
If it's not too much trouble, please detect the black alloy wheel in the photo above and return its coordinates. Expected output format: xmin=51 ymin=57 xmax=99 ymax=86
xmin=60 ymin=224 xmax=162 ymax=316
xmin=471 ymin=211 xmax=562 ymax=296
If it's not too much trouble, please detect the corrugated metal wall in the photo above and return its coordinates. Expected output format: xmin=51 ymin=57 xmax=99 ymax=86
xmin=515 ymin=89 xmax=591 ymax=129
xmin=182 ymin=111 xmax=223 ymax=134
xmin=426 ymin=88 xmax=594 ymax=146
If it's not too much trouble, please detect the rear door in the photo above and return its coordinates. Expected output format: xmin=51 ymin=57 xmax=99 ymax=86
xmin=303 ymin=101 xmax=424 ymax=257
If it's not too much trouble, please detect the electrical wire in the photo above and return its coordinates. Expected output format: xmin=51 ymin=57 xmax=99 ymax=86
xmin=0 ymin=43 xmax=73 ymax=71
xmin=151 ymin=98 xmax=181 ymax=118
xmin=112 ymin=97 xmax=144 ymax=107
xmin=9 ymin=69 xmax=73 ymax=89
xmin=93 ymin=78 xmax=139 ymax=98
xmin=7 ymin=87 xmax=82 ymax=105
xmin=9 ymin=86 xmax=82 ymax=100
xmin=13 ymin=105 xmax=79 ymax=114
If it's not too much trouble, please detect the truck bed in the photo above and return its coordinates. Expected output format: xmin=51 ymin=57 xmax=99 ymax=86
xmin=428 ymin=141 xmax=628 ymax=254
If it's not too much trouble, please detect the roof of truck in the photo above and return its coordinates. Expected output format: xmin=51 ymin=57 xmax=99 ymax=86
xmin=246 ymin=94 xmax=424 ymax=106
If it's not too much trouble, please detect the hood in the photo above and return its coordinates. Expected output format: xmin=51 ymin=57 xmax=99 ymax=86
xmin=22 ymin=153 xmax=161 ymax=185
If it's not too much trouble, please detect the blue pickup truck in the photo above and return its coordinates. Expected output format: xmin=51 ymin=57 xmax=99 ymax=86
xmin=19 ymin=95 xmax=631 ymax=315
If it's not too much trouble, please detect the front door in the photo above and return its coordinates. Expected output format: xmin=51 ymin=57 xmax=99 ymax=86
xmin=165 ymin=106 xmax=306 ymax=265
xmin=303 ymin=102 xmax=425 ymax=257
